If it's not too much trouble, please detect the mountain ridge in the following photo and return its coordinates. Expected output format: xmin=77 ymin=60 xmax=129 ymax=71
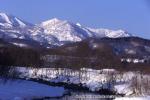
xmin=40 ymin=18 xmax=132 ymax=41
xmin=0 ymin=12 xmax=133 ymax=47
xmin=0 ymin=12 xmax=149 ymax=64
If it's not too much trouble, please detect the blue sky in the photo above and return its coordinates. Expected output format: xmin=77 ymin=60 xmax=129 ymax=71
xmin=0 ymin=0 xmax=150 ymax=39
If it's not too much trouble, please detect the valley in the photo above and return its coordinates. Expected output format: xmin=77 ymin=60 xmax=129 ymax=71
xmin=0 ymin=12 xmax=150 ymax=100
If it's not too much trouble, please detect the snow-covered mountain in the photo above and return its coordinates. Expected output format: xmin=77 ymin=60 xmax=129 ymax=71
xmin=0 ymin=12 xmax=59 ymax=47
xmin=40 ymin=18 xmax=131 ymax=42
xmin=0 ymin=12 xmax=132 ymax=47
xmin=0 ymin=12 xmax=29 ymax=28
xmin=0 ymin=12 xmax=32 ymax=40
xmin=40 ymin=18 xmax=94 ymax=42
xmin=88 ymin=28 xmax=131 ymax=38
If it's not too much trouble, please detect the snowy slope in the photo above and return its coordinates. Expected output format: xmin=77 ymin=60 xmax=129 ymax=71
xmin=40 ymin=18 xmax=94 ymax=42
xmin=0 ymin=12 xmax=28 ymax=28
xmin=88 ymin=28 xmax=131 ymax=38
xmin=40 ymin=18 xmax=131 ymax=42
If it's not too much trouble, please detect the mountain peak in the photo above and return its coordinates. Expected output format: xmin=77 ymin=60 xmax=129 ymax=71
xmin=0 ymin=12 xmax=28 ymax=28
xmin=87 ymin=28 xmax=131 ymax=38
xmin=41 ymin=18 xmax=63 ymax=26
xmin=0 ymin=12 xmax=12 ymax=24
xmin=51 ymin=18 xmax=61 ymax=22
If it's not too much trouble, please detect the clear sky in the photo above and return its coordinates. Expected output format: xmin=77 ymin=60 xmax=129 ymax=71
xmin=0 ymin=0 xmax=150 ymax=39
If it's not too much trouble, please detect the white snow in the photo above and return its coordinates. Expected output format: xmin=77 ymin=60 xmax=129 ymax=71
xmin=12 ymin=42 xmax=28 ymax=47
xmin=40 ymin=18 xmax=62 ymax=26
xmin=0 ymin=12 xmax=27 ymax=28
xmin=0 ymin=13 xmax=59 ymax=46
xmin=0 ymin=23 xmax=5 ymax=26
xmin=115 ymin=96 xmax=150 ymax=100
xmin=14 ymin=17 xmax=26 ymax=27
xmin=76 ymin=22 xmax=82 ymax=27
xmin=0 ymin=13 xmax=12 ymax=24
xmin=16 ymin=68 xmax=129 ymax=93
xmin=114 ymin=84 xmax=133 ymax=95
xmin=88 ymin=28 xmax=131 ymax=38
xmin=16 ymin=67 xmax=150 ymax=97
xmin=121 ymin=58 xmax=145 ymax=63
xmin=0 ymin=79 xmax=65 ymax=100
xmin=40 ymin=18 xmax=85 ymax=42
xmin=40 ymin=18 xmax=131 ymax=42
xmin=1 ymin=67 xmax=149 ymax=99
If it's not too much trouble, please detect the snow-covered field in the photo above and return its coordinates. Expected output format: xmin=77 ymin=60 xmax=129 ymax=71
xmin=1 ymin=67 xmax=150 ymax=100
xmin=16 ymin=67 xmax=150 ymax=96
xmin=115 ymin=96 xmax=150 ymax=100
xmin=0 ymin=79 xmax=65 ymax=100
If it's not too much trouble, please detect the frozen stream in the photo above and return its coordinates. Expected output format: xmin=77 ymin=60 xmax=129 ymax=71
xmin=0 ymin=79 xmax=65 ymax=100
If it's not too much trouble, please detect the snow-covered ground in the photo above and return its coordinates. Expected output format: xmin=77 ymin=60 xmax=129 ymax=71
xmin=0 ymin=79 xmax=65 ymax=100
xmin=115 ymin=96 xmax=150 ymax=100
xmin=1 ymin=67 xmax=150 ymax=99
xmin=16 ymin=67 xmax=150 ymax=96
